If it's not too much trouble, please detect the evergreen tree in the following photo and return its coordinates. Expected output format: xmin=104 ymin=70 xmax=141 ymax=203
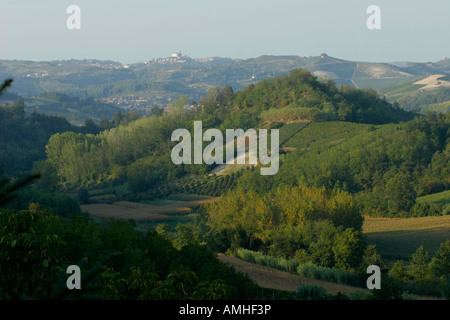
xmin=429 ymin=240 xmax=450 ymax=279
xmin=409 ymin=246 xmax=431 ymax=281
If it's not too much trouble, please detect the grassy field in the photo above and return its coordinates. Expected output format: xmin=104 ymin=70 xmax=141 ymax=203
xmin=362 ymin=215 xmax=450 ymax=261
xmin=417 ymin=190 xmax=450 ymax=212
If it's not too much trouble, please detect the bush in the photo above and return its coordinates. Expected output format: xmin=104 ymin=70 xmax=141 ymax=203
xmin=440 ymin=277 xmax=450 ymax=300
xmin=369 ymin=274 xmax=404 ymax=300
xmin=77 ymin=187 xmax=89 ymax=204
xmin=349 ymin=290 xmax=370 ymax=300
xmin=296 ymin=284 xmax=330 ymax=300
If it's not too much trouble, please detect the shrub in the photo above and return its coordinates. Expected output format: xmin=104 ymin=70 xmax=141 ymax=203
xmin=440 ymin=277 xmax=450 ymax=300
xmin=296 ymin=284 xmax=330 ymax=300
xmin=77 ymin=187 xmax=89 ymax=204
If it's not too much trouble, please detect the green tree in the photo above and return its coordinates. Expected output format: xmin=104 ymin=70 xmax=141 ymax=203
xmin=389 ymin=261 xmax=409 ymax=283
xmin=385 ymin=171 xmax=417 ymax=214
xmin=359 ymin=244 xmax=384 ymax=273
xmin=0 ymin=208 xmax=65 ymax=299
xmin=369 ymin=274 xmax=404 ymax=300
xmin=173 ymin=222 xmax=202 ymax=250
xmin=440 ymin=277 xmax=450 ymax=300
xmin=429 ymin=240 xmax=450 ymax=279
xmin=192 ymin=279 xmax=230 ymax=300
xmin=409 ymin=245 xmax=431 ymax=281
xmin=332 ymin=228 xmax=366 ymax=271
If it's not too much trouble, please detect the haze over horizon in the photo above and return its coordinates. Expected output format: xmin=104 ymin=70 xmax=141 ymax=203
xmin=0 ymin=52 xmax=448 ymax=67
xmin=0 ymin=0 xmax=449 ymax=64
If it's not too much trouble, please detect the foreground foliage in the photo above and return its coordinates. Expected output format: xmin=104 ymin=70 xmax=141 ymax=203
xmin=0 ymin=207 xmax=259 ymax=300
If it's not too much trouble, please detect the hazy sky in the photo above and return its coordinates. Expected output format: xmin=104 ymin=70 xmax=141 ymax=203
xmin=1 ymin=0 xmax=449 ymax=64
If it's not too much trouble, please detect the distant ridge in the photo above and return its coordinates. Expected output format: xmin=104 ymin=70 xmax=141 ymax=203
xmin=1 ymin=54 xmax=449 ymax=111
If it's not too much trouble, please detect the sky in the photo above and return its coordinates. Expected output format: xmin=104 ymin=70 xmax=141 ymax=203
xmin=0 ymin=0 xmax=449 ymax=64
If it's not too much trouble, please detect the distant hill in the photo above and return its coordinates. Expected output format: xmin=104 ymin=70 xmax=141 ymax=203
xmin=0 ymin=90 xmax=122 ymax=125
xmin=381 ymin=74 xmax=450 ymax=113
xmin=42 ymin=68 xmax=418 ymax=189
xmin=225 ymin=69 xmax=413 ymax=128
xmin=1 ymin=55 xmax=449 ymax=113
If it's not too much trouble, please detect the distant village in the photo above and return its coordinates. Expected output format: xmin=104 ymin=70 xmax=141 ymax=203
xmin=102 ymin=95 xmax=168 ymax=113
xmin=142 ymin=51 xmax=218 ymax=65
xmin=102 ymin=94 xmax=197 ymax=115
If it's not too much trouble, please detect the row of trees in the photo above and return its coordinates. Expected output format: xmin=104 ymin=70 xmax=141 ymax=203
xmin=389 ymin=243 xmax=450 ymax=297
xmin=42 ymin=94 xmax=219 ymax=189
xmin=0 ymin=100 xmax=74 ymax=175
xmin=0 ymin=97 xmax=143 ymax=176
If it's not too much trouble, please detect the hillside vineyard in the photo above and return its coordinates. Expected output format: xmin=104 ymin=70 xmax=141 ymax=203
xmin=171 ymin=121 xmax=280 ymax=175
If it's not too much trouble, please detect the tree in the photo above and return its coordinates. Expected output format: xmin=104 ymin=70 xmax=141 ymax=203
xmin=327 ymin=189 xmax=364 ymax=231
xmin=8 ymin=99 xmax=26 ymax=120
xmin=429 ymin=240 xmax=450 ymax=279
xmin=192 ymin=279 xmax=230 ymax=300
xmin=369 ymin=274 xmax=404 ymax=300
xmin=389 ymin=261 xmax=408 ymax=283
xmin=409 ymin=245 xmax=431 ymax=281
xmin=0 ymin=78 xmax=13 ymax=96
xmin=332 ymin=228 xmax=366 ymax=271
xmin=440 ymin=277 xmax=450 ymax=300
xmin=83 ymin=118 xmax=98 ymax=134
xmin=0 ymin=208 xmax=65 ymax=299
xmin=112 ymin=110 xmax=124 ymax=127
xmin=306 ymin=221 xmax=337 ymax=268
xmin=150 ymin=107 xmax=164 ymax=117
xmin=385 ymin=171 xmax=417 ymax=214
xmin=359 ymin=244 xmax=384 ymax=273
xmin=173 ymin=223 xmax=202 ymax=250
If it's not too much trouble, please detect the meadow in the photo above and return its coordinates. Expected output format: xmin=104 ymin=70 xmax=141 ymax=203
xmin=416 ymin=190 xmax=450 ymax=208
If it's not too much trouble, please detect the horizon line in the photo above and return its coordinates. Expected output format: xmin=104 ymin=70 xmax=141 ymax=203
xmin=0 ymin=53 xmax=448 ymax=66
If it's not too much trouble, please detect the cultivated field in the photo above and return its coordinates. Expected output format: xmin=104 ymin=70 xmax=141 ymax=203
xmin=362 ymin=215 xmax=450 ymax=259
xmin=81 ymin=197 xmax=219 ymax=222
xmin=363 ymin=215 xmax=450 ymax=233
xmin=413 ymin=74 xmax=450 ymax=90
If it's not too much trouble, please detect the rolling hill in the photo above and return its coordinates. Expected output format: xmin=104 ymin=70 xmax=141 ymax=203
xmin=1 ymin=54 xmax=449 ymax=116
